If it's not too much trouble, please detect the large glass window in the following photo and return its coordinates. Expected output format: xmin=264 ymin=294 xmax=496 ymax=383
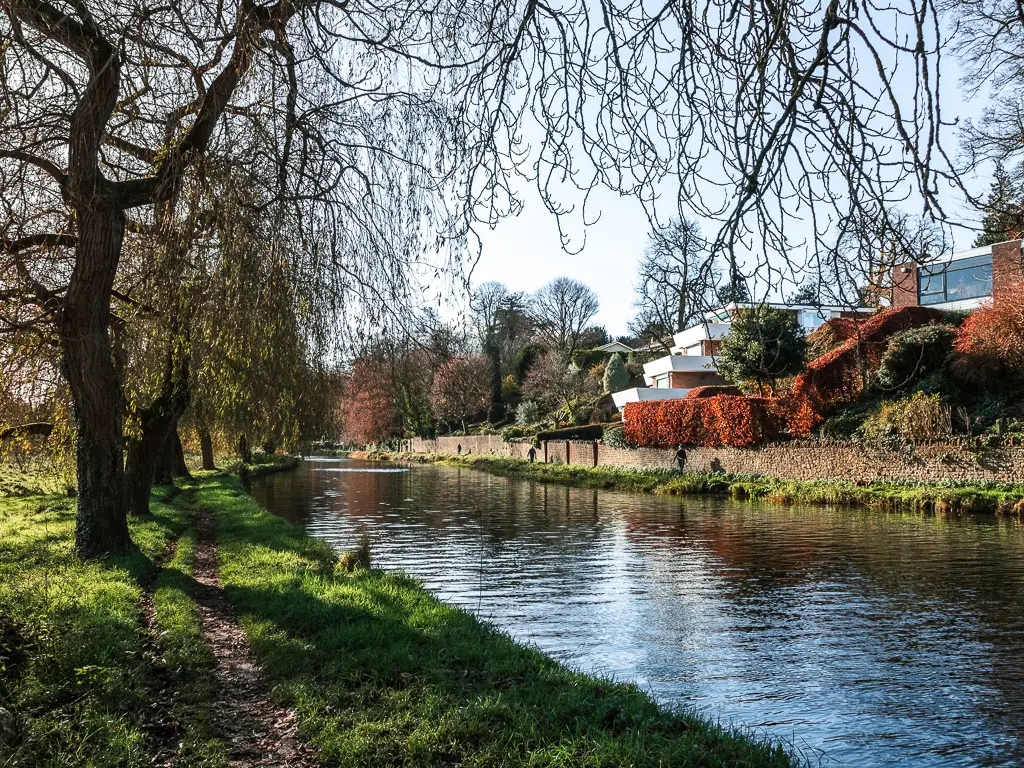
xmin=918 ymin=255 xmax=992 ymax=305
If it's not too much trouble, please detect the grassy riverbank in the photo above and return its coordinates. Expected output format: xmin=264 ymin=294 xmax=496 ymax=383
xmin=1 ymin=472 xmax=796 ymax=766
xmin=367 ymin=451 xmax=1024 ymax=515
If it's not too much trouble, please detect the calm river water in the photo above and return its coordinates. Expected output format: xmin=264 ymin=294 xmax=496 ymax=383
xmin=249 ymin=457 xmax=1024 ymax=766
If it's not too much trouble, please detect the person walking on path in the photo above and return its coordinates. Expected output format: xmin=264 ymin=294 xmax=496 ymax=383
xmin=457 ymin=443 xmax=462 ymax=455
xmin=674 ymin=444 xmax=687 ymax=473
xmin=528 ymin=446 xmax=537 ymax=463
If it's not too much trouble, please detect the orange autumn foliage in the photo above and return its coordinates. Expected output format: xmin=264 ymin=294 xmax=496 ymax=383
xmin=951 ymin=280 xmax=1024 ymax=383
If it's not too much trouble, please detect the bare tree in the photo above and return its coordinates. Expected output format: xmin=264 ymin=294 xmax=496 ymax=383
xmin=531 ymin=278 xmax=600 ymax=358
xmin=629 ymin=217 xmax=718 ymax=350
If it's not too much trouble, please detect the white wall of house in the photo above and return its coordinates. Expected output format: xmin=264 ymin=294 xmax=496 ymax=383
xmin=611 ymin=386 xmax=691 ymax=410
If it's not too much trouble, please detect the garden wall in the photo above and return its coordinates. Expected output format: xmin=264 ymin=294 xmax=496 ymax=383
xmin=408 ymin=436 xmax=1024 ymax=484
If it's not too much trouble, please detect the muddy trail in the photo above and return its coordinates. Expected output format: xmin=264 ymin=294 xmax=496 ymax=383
xmin=191 ymin=507 xmax=318 ymax=768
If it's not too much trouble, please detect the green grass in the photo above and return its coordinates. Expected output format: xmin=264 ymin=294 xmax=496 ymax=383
xmin=151 ymin=521 xmax=227 ymax=767
xmin=0 ymin=490 xmax=186 ymax=765
xmin=0 ymin=463 xmax=68 ymax=498
xmin=0 ymin=483 xmax=226 ymax=767
xmin=374 ymin=451 xmax=1024 ymax=516
xmin=197 ymin=474 xmax=796 ymax=767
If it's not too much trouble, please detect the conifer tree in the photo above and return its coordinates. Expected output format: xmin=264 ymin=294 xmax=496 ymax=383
xmin=975 ymin=164 xmax=1024 ymax=247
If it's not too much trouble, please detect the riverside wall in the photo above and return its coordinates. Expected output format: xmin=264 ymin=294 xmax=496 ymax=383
xmin=406 ymin=435 xmax=1024 ymax=484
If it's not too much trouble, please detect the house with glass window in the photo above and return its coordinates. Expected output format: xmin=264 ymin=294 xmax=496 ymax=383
xmin=891 ymin=238 xmax=1023 ymax=310
xmin=610 ymin=302 xmax=867 ymax=410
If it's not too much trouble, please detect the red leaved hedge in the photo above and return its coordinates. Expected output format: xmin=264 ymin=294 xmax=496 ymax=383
xmin=623 ymin=395 xmax=785 ymax=448
xmin=787 ymin=306 xmax=947 ymax=430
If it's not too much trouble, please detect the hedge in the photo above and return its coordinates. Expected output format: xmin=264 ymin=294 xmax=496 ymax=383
xmin=623 ymin=396 xmax=786 ymax=447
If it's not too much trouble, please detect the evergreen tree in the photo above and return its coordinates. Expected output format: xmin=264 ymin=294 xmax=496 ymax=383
xmin=717 ymin=306 xmax=807 ymax=393
xmin=715 ymin=262 xmax=752 ymax=306
xmin=975 ymin=164 xmax=1024 ymax=247
xmin=603 ymin=353 xmax=630 ymax=393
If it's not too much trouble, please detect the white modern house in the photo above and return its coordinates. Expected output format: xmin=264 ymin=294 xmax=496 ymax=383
xmin=610 ymin=303 xmax=865 ymax=410
xmin=891 ymin=240 xmax=1023 ymax=311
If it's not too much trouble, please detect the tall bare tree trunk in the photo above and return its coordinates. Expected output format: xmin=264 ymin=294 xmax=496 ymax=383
xmin=61 ymin=204 xmax=132 ymax=557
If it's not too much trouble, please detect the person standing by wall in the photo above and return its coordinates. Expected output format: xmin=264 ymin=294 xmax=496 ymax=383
xmin=528 ymin=446 xmax=537 ymax=463
xmin=675 ymin=444 xmax=687 ymax=473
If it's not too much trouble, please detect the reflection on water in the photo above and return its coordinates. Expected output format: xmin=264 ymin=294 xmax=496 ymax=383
xmin=250 ymin=457 xmax=1024 ymax=767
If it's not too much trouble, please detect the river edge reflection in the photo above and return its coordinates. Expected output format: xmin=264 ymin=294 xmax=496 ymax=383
xmin=250 ymin=456 xmax=1024 ymax=767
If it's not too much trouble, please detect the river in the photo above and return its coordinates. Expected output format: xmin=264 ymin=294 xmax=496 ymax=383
xmin=249 ymin=457 xmax=1024 ymax=766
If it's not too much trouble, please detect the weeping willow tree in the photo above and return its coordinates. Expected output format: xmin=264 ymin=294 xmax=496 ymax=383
xmin=1 ymin=0 xmax=964 ymax=555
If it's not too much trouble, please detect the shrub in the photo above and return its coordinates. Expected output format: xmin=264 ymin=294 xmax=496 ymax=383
xmin=858 ymin=392 xmax=953 ymax=444
xmin=685 ymin=384 xmax=741 ymax=399
xmin=872 ymin=324 xmax=956 ymax=392
xmin=789 ymin=306 xmax=948 ymax=431
xmin=951 ymin=281 xmax=1024 ymax=387
xmin=501 ymin=425 xmax=534 ymax=440
xmin=500 ymin=374 xmax=520 ymax=403
xmin=716 ymin=305 xmax=807 ymax=392
xmin=572 ymin=348 xmax=612 ymax=370
xmin=602 ymin=353 xmax=630 ymax=393
xmin=623 ymin=396 xmax=785 ymax=447
xmin=515 ymin=400 xmax=542 ymax=425
xmin=603 ymin=425 xmax=629 ymax=448
xmin=536 ymin=424 xmax=605 ymax=441
xmin=806 ymin=318 xmax=858 ymax=359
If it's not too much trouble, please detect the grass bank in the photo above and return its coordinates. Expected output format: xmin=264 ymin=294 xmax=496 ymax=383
xmin=0 ymin=484 xmax=226 ymax=766
xmin=1 ymin=473 xmax=796 ymax=766
xmin=370 ymin=451 xmax=1024 ymax=516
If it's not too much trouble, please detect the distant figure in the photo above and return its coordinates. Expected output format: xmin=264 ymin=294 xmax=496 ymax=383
xmin=675 ymin=444 xmax=687 ymax=473
xmin=457 ymin=443 xmax=462 ymax=455
xmin=528 ymin=446 xmax=537 ymax=463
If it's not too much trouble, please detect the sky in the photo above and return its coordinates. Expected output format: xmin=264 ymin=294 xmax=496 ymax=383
xmin=470 ymin=185 xmax=654 ymax=339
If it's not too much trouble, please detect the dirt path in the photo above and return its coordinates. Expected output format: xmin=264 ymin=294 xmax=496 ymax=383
xmin=138 ymin=537 xmax=183 ymax=767
xmin=192 ymin=508 xmax=319 ymax=768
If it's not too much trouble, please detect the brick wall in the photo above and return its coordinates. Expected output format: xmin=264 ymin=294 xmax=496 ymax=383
xmin=669 ymin=370 xmax=725 ymax=388
xmin=409 ymin=435 xmax=508 ymax=456
xmin=568 ymin=440 xmax=599 ymax=467
xmin=546 ymin=441 xmax=568 ymax=464
xmin=407 ymin=435 xmax=1024 ymax=484
xmin=891 ymin=262 xmax=918 ymax=307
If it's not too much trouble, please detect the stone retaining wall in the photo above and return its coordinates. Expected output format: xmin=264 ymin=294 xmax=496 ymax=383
xmin=407 ymin=435 xmax=1024 ymax=484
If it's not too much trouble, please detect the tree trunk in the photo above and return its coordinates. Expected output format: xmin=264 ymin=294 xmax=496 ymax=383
xmin=238 ymin=434 xmax=252 ymax=464
xmin=200 ymin=428 xmax=216 ymax=470
xmin=166 ymin=429 xmax=190 ymax=478
xmin=125 ymin=409 xmax=189 ymax=515
xmin=61 ymin=204 xmax=132 ymax=557
xmin=125 ymin=428 xmax=167 ymax=517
